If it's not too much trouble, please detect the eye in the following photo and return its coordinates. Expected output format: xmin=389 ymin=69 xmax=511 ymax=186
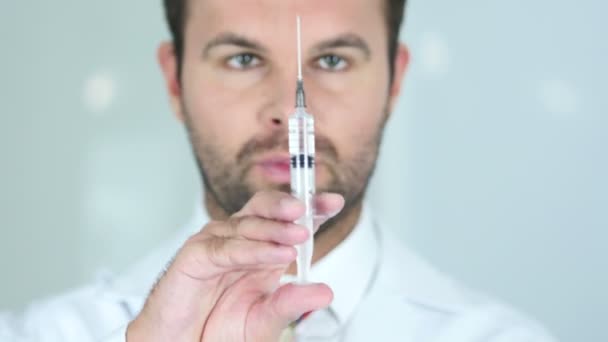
xmin=316 ymin=55 xmax=348 ymax=71
xmin=226 ymin=53 xmax=262 ymax=70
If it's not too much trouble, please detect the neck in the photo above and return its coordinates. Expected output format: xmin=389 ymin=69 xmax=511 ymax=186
xmin=203 ymin=191 xmax=363 ymax=275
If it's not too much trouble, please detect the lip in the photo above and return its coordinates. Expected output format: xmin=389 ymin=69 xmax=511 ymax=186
xmin=252 ymin=152 xmax=328 ymax=184
xmin=254 ymin=153 xmax=292 ymax=184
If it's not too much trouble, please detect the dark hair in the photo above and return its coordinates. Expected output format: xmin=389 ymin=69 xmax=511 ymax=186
xmin=163 ymin=0 xmax=407 ymax=81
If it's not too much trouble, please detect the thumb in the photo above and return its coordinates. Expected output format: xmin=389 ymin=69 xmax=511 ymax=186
xmin=248 ymin=283 xmax=333 ymax=339
xmin=269 ymin=283 xmax=333 ymax=322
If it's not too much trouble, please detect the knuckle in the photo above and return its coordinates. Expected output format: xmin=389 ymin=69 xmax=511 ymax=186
xmin=176 ymin=243 xmax=195 ymax=266
xmin=206 ymin=236 xmax=231 ymax=267
xmin=180 ymin=237 xmax=207 ymax=262
xmin=201 ymin=219 xmax=235 ymax=239
xmin=226 ymin=216 xmax=246 ymax=234
xmin=206 ymin=236 xmax=224 ymax=258
xmin=171 ymin=237 xmax=222 ymax=280
xmin=247 ymin=191 xmax=266 ymax=205
xmin=198 ymin=221 xmax=221 ymax=238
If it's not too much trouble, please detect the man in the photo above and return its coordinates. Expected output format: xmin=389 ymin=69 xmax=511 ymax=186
xmin=0 ymin=0 xmax=557 ymax=341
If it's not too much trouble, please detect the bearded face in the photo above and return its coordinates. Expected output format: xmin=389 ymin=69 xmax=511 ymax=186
xmin=159 ymin=0 xmax=408 ymax=233
xmin=185 ymin=102 xmax=387 ymax=232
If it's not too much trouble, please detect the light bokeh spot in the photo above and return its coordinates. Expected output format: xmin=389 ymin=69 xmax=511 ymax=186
xmin=82 ymin=71 xmax=117 ymax=114
xmin=418 ymin=32 xmax=451 ymax=77
xmin=538 ymin=79 xmax=580 ymax=116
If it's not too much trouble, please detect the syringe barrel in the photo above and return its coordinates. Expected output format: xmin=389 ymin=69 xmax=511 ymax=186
xmin=288 ymin=106 xmax=315 ymax=283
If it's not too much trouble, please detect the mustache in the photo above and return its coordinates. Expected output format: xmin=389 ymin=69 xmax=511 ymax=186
xmin=236 ymin=133 xmax=339 ymax=163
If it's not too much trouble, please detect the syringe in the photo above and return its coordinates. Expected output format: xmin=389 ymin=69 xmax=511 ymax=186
xmin=289 ymin=16 xmax=316 ymax=284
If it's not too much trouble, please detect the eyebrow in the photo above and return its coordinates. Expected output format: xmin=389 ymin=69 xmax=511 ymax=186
xmin=202 ymin=33 xmax=268 ymax=58
xmin=202 ymin=32 xmax=372 ymax=59
xmin=312 ymin=33 xmax=372 ymax=59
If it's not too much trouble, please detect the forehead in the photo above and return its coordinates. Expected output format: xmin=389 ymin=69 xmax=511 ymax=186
xmin=186 ymin=0 xmax=386 ymax=46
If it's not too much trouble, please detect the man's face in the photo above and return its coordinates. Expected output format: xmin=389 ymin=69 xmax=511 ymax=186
xmin=162 ymin=0 xmax=407 ymax=216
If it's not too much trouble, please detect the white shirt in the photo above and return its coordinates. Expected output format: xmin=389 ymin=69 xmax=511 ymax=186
xmin=0 ymin=204 xmax=557 ymax=341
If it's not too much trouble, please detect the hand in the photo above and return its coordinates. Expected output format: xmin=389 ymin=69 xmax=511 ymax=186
xmin=126 ymin=190 xmax=344 ymax=342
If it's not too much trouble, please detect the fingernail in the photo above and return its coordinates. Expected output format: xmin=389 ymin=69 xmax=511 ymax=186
xmin=327 ymin=209 xmax=341 ymax=218
xmin=314 ymin=210 xmax=340 ymax=221
xmin=301 ymin=311 xmax=313 ymax=320
xmin=293 ymin=311 xmax=313 ymax=326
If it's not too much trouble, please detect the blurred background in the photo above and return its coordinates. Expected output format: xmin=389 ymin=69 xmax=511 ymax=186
xmin=1 ymin=1 xmax=606 ymax=341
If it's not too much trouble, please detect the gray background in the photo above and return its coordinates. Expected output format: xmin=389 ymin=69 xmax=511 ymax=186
xmin=1 ymin=1 xmax=606 ymax=341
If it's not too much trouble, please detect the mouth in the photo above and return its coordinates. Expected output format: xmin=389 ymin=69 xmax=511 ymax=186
xmin=254 ymin=153 xmax=292 ymax=184
xmin=251 ymin=152 xmax=330 ymax=186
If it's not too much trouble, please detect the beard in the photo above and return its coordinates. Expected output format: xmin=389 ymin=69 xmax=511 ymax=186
xmin=183 ymin=106 xmax=388 ymax=236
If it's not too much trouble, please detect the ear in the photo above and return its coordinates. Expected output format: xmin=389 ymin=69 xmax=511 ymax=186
xmin=157 ymin=41 xmax=185 ymax=122
xmin=387 ymin=43 xmax=410 ymax=114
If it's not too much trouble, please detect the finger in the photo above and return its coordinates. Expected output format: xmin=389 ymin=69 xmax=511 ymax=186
xmin=221 ymin=216 xmax=310 ymax=245
xmin=235 ymin=191 xmax=305 ymax=222
xmin=264 ymin=282 xmax=334 ymax=324
xmin=198 ymin=238 xmax=298 ymax=270
xmin=314 ymin=193 xmax=345 ymax=216
xmin=312 ymin=193 xmax=345 ymax=230
xmin=245 ymin=282 xmax=333 ymax=340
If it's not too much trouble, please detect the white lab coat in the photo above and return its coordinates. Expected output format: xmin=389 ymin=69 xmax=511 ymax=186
xmin=0 ymin=204 xmax=558 ymax=341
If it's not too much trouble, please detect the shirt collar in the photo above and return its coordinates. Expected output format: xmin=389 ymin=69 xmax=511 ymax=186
xmin=110 ymin=200 xmax=379 ymax=325
xmin=306 ymin=203 xmax=379 ymax=324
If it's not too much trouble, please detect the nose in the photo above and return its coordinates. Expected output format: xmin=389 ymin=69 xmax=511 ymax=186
xmin=258 ymin=71 xmax=298 ymax=130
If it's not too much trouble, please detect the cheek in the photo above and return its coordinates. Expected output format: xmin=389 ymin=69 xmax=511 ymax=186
xmin=180 ymin=64 xmax=265 ymax=158
xmin=183 ymin=73 xmax=253 ymax=159
xmin=330 ymin=106 xmax=384 ymax=163
xmin=310 ymin=67 xmax=389 ymax=160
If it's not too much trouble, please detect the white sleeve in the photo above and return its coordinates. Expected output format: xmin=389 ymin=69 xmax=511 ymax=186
xmin=433 ymin=304 xmax=559 ymax=342
xmin=0 ymin=311 xmax=40 ymax=342
xmin=488 ymin=324 xmax=558 ymax=342
xmin=99 ymin=325 xmax=128 ymax=342
xmin=0 ymin=288 xmax=133 ymax=342
xmin=0 ymin=307 xmax=130 ymax=342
